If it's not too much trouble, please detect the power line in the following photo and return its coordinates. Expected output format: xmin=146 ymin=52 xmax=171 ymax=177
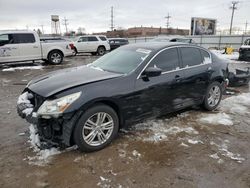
xmin=165 ymin=13 xmax=171 ymax=28
xmin=62 ymin=17 xmax=69 ymax=33
xmin=229 ymin=1 xmax=239 ymax=35
xmin=111 ymin=6 xmax=114 ymax=31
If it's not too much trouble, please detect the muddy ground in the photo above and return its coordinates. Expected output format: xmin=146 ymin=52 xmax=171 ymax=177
xmin=0 ymin=55 xmax=250 ymax=188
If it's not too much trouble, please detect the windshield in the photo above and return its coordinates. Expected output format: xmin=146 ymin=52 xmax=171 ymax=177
xmin=90 ymin=48 xmax=151 ymax=74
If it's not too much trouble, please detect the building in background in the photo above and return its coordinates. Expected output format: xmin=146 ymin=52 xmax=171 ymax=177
xmin=94 ymin=26 xmax=189 ymax=38
xmin=191 ymin=17 xmax=217 ymax=35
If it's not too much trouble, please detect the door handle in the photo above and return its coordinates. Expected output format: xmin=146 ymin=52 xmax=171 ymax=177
xmin=175 ymin=75 xmax=181 ymax=82
xmin=33 ymin=46 xmax=39 ymax=48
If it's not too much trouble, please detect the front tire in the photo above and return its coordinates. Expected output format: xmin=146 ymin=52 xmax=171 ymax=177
xmin=74 ymin=104 xmax=119 ymax=152
xmin=97 ymin=46 xmax=106 ymax=56
xmin=48 ymin=50 xmax=63 ymax=65
xmin=203 ymin=81 xmax=223 ymax=111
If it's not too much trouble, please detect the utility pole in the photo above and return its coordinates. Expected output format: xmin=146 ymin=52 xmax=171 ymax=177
xmin=40 ymin=25 xmax=44 ymax=34
xmin=165 ymin=13 xmax=171 ymax=29
xmin=111 ymin=6 xmax=114 ymax=31
xmin=229 ymin=1 xmax=239 ymax=35
xmin=244 ymin=21 xmax=248 ymax=34
xmin=62 ymin=17 xmax=69 ymax=34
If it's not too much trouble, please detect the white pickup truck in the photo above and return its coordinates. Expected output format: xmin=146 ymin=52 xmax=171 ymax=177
xmin=0 ymin=31 xmax=74 ymax=64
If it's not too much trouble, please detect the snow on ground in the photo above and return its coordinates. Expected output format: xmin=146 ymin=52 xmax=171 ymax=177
xmin=26 ymin=124 xmax=61 ymax=166
xmin=2 ymin=65 xmax=43 ymax=72
xmin=220 ymin=92 xmax=250 ymax=115
xmin=210 ymin=140 xmax=245 ymax=163
xmin=133 ymin=113 xmax=199 ymax=142
xmin=199 ymin=113 xmax=233 ymax=126
xmin=211 ymin=50 xmax=239 ymax=62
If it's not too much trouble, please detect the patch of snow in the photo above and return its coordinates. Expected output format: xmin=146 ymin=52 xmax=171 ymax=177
xmin=180 ymin=142 xmax=189 ymax=147
xmin=209 ymin=153 xmax=220 ymax=159
xmin=210 ymin=140 xmax=245 ymax=163
xmin=2 ymin=65 xmax=43 ymax=72
xmin=211 ymin=50 xmax=239 ymax=61
xmin=132 ymin=150 xmax=141 ymax=158
xmin=22 ymin=108 xmax=33 ymax=116
xmin=17 ymin=92 xmax=33 ymax=105
xmin=97 ymin=176 xmax=111 ymax=188
xmin=220 ymin=93 xmax=250 ymax=115
xmin=187 ymin=139 xmax=203 ymax=145
xmin=27 ymin=124 xmax=61 ymax=166
xmin=199 ymin=113 xmax=233 ymax=126
xmin=18 ymin=132 xmax=25 ymax=136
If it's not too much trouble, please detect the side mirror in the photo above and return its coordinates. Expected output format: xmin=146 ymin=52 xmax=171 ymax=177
xmin=142 ymin=67 xmax=162 ymax=78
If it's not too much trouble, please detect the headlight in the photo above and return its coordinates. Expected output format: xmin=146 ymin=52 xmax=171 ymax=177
xmin=37 ymin=92 xmax=81 ymax=116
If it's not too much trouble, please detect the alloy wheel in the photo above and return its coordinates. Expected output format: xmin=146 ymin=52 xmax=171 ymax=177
xmin=51 ymin=53 xmax=62 ymax=64
xmin=82 ymin=112 xmax=114 ymax=146
xmin=207 ymin=85 xmax=221 ymax=107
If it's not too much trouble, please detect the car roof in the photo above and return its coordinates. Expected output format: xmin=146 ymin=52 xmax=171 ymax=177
xmin=122 ymin=42 xmax=198 ymax=52
xmin=0 ymin=30 xmax=35 ymax=34
xmin=108 ymin=38 xmax=128 ymax=40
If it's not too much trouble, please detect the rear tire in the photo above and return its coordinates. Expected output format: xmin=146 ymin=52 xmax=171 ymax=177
xmin=97 ymin=46 xmax=106 ymax=56
xmin=73 ymin=104 xmax=119 ymax=152
xmin=48 ymin=50 xmax=63 ymax=65
xmin=203 ymin=81 xmax=223 ymax=111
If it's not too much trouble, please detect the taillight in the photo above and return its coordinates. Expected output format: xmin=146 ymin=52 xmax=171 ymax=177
xmin=69 ymin=43 xmax=75 ymax=50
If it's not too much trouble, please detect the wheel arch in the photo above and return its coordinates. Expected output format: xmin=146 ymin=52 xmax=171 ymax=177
xmin=97 ymin=45 xmax=106 ymax=51
xmin=47 ymin=49 xmax=64 ymax=59
xmin=68 ymin=98 xmax=124 ymax=146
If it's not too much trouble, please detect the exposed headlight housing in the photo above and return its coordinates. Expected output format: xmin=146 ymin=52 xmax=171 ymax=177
xmin=37 ymin=92 xmax=81 ymax=117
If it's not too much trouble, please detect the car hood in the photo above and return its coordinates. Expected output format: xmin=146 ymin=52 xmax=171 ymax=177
xmin=27 ymin=65 xmax=123 ymax=97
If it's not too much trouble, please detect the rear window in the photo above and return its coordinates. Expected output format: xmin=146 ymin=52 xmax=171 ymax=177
xmin=200 ymin=49 xmax=211 ymax=64
xmin=13 ymin=33 xmax=35 ymax=43
xmin=88 ymin=36 xmax=98 ymax=41
xmin=180 ymin=47 xmax=202 ymax=67
xmin=99 ymin=36 xmax=107 ymax=41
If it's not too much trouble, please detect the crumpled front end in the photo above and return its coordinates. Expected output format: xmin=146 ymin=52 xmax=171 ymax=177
xmin=17 ymin=90 xmax=77 ymax=148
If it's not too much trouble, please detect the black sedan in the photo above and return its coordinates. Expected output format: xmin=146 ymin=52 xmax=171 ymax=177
xmin=17 ymin=42 xmax=229 ymax=152
xmin=108 ymin=38 xmax=129 ymax=50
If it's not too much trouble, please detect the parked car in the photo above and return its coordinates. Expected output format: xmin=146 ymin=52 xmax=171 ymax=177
xmin=17 ymin=42 xmax=229 ymax=152
xmin=239 ymin=38 xmax=250 ymax=61
xmin=108 ymin=38 xmax=129 ymax=50
xmin=73 ymin=35 xmax=110 ymax=56
xmin=0 ymin=31 xmax=74 ymax=64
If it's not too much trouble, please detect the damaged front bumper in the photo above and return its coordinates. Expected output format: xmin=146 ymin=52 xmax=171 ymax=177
xmin=17 ymin=91 xmax=79 ymax=148
xmin=228 ymin=68 xmax=250 ymax=87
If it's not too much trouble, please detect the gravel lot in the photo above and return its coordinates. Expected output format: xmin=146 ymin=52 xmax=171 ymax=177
xmin=0 ymin=54 xmax=250 ymax=188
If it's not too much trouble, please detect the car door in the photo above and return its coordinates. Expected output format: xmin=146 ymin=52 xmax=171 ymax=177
xmin=76 ymin=36 xmax=89 ymax=52
xmin=15 ymin=33 xmax=41 ymax=61
xmin=133 ymin=47 xmax=185 ymax=120
xmin=0 ymin=34 xmax=21 ymax=63
xmin=87 ymin=36 xmax=99 ymax=52
xmin=179 ymin=46 xmax=212 ymax=105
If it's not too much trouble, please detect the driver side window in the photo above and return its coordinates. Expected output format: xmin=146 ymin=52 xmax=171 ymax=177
xmin=78 ymin=37 xmax=88 ymax=42
xmin=149 ymin=48 xmax=180 ymax=72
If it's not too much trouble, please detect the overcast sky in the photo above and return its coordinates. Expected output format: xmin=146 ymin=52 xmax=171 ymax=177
xmin=0 ymin=0 xmax=249 ymax=34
